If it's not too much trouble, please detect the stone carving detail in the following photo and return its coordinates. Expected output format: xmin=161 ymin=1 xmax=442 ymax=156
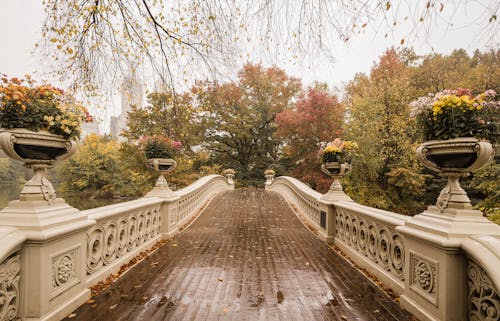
xmin=87 ymin=206 xmax=161 ymax=274
xmin=415 ymin=260 xmax=433 ymax=292
xmin=409 ymin=252 xmax=437 ymax=304
xmin=0 ymin=254 xmax=20 ymax=321
xmin=336 ymin=208 xmax=405 ymax=281
xmin=52 ymin=248 xmax=78 ymax=289
xmin=468 ymin=259 xmax=500 ymax=321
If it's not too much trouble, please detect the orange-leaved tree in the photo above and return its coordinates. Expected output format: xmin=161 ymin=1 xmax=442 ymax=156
xmin=275 ymin=86 xmax=344 ymax=192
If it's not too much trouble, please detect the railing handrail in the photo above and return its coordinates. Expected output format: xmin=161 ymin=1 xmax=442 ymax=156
xmin=176 ymin=174 xmax=228 ymax=197
xmin=0 ymin=226 xmax=26 ymax=261
xmin=82 ymin=197 xmax=164 ymax=221
xmin=271 ymin=176 xmax=323 ymax=199
xmin=82 ymin=175 xmax=229 ymax=221
xmin=462 ymin=235 xmax=500 ymax=290
xmin=270 ymin=176 xmax=409 ymax=226
xmin=334 ymin=200 xmax=411 ymax=226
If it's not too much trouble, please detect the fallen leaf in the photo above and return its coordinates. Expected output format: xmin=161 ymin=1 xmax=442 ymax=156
xmin=87 ymin=299 xmax=95 ymax=304
xmin=109 ymin=304 xmax=117 ymax=310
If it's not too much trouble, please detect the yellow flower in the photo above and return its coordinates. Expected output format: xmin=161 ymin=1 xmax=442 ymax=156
xmin=324 ymin=146 xmax=341 ymax=153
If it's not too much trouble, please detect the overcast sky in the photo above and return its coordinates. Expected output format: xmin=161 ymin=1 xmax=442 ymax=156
xmin=0 ymin=0 xmax=498 ymax=130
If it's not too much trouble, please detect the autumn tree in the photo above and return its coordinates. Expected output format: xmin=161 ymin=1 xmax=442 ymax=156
xmin=193 ymin=63 xmax=301 ymax=184
xmin=58 ymin=134 xmax=124 ymax=198
xmin=275 ymin=86 xmax=344 ymax=192
xmin=344 ymin=49 xmax=427 ymax=213
xmin=57 ymin=134 xmax=156 ymax=200
xmin=408 ymin=48 xmax=500 ymax=95
xmin=123 ymin=91 xmax=199 ymax=149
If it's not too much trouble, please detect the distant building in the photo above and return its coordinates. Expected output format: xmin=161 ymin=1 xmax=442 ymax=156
xmin=110 ymin=71 xmax=143 ymax=139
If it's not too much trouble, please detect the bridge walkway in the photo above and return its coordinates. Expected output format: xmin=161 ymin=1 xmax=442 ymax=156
xmin=64 ymin=188 xmax=413 ymax=321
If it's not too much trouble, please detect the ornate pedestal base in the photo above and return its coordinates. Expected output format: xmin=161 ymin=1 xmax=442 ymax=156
xmin=145 ymin=158 xmax=179 ymax=200
xmin=320 ymin=162 xmax=353 ymax=202
xmin=145 ymin=174 xmax=179 ymax=201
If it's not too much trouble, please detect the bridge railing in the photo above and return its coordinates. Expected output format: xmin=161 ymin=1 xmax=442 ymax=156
xmin=334 ymin=201 xmax=409 ymax=293
xmin=462 ymin=236 xmax=500 ymax=321
xmin=0 ymin=227 xmax=26 ymax=321
xmin=267 ymin=175 xmax=500 ymax=321
xmin=84 ymin=198 xmax=163 ymax=286
xmin=266 ymin=177 xmax=333 ymax=242
xmin=0 ymin=174 xmax=233 ymax=321
xmin=175 ymin=175 xmax=233 ymax=230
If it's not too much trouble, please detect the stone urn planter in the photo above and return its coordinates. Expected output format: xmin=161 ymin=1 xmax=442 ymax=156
xmin=222 ymin=169 xmax=235 ymax=185
xmin=145 ymin=158 xmax=177 ymax=198
xmin=146 ymin=158 xmax=177 ymax=174
xmin=320 ymin=161 xmax=352 ymax=202
xmin=0 ymin=128 xmax=77 ymax=203
xmin=416 ymin=137 xmax=494 ymax=212
xmin=264 ymin=170 xmax=275 ymax=186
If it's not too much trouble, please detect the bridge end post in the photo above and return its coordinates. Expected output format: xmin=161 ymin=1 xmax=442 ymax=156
xmin=158 ymin=196 xmax=181 ymax=239
xmin=0 ymin=199 xmax=95 ymax=321
xmin=397 ymin=207 xmax=500 ymax=321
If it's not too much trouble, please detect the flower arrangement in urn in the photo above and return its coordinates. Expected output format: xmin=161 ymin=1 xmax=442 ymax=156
xmin=141 ymin=134 xmax=182 ymax=159
xmin=320 ymin=138 xmax=358 ymax=165
xmin=319 ymin=138 xmax=357 ymax=201
xmin=410 ymin=88 xmax=498 ymax=213
xmin=141 ymin=135 xmax=183 ymax=198
xmin=409 ymin=88 xmax=498 ymax=142
xmin=0 ymin=74 xmax=90 ymax=140
xmin=0 ymin=75 xmax=91 ymax=203
xmin=140 ymin=135 xmax=182 ymax=174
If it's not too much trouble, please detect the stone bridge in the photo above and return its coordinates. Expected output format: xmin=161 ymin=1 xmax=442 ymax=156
xmin=0 ymin=173 xmax=499 ymax=321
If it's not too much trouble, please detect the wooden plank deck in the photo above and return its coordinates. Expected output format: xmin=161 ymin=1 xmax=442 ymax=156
xmin=65 ymin=188 xmax=413 ymax=321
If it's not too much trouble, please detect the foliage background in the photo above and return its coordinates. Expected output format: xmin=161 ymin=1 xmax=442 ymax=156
xmin=45 ymin=49 xmax=499 ymax=218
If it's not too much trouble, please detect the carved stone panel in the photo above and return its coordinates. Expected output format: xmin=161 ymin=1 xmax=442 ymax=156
xmin=86 ymin=205 xmax=162 ymax=275
xmin=409 ymin=251 xmax=438 ymax=305
xmin=335 ymin=208 xmax=406 ymax=281
xmin=467 ymin=259 xmax=500 ymax=321
xmin=51 ymin=246 xmax=80 ymax=299
xmin=0 ymin=254 xmax=21 ymax=321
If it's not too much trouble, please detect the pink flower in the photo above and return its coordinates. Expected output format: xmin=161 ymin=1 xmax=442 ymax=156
xmin=171 ymin=141 xmax=183 ymax=149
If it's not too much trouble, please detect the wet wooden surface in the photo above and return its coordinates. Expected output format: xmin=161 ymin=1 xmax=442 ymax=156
xmin=65 ymin=188 xmax=413 ymax=321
